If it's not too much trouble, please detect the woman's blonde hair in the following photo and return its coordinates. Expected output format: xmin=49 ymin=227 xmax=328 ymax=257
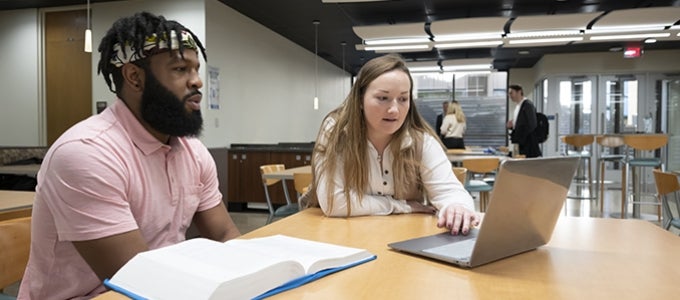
xmin=311 ymin=53 xmax=441 ymax=215
xmin=447 ymin=100 xmax=466 ymax=123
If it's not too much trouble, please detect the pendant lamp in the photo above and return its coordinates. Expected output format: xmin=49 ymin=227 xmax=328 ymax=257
xmin=84 ymin=0 xmax=92 ymax=52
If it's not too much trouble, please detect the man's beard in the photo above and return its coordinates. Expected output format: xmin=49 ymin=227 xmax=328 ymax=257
xmin=140 ymin=71 xmax=203 ymax=137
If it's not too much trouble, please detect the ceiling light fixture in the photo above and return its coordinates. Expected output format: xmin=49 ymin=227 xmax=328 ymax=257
xmin=435 ymin=40 xmax=503 ymax=49
xmin=441 ymin=58 xmax=494 ymax=72
xmin=508 ymin=36 xmax=584 ymax=44
xmin=359 ymin=44 xmax=431 ymax=52
xmin=505 ymin=30 xmax=582 ymax=38
xmin=364 ymin=37 xmax=431 ymax=45
xmin=313 ymin=20 xmax=320 ymax=110
xmin=589 ymin=32 xmax=670 ymax=41
xmin=405 ymin=61 xmax=441 ymax=73
xmin=84 ymin=0 xmax=91 ymax=52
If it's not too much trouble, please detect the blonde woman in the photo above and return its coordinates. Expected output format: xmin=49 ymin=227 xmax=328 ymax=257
xmin=440 ymin=100 xmax=466 ymax=149
xmin=311 ymin=54 xmax=479 ymax=235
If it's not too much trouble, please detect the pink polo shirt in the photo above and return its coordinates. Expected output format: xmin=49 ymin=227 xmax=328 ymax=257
xmin=19 ymin=99 xmax=222 ymax=299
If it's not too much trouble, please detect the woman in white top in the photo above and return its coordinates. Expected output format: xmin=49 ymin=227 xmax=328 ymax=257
xmin=440 ymin=100 xmax=466 ymax=149
xmin=310 ymin=54 xmax=479 ymax=235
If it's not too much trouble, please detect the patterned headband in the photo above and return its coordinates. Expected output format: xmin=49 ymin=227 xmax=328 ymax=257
xmin=110 ymin=30 xmax=198 ymax=67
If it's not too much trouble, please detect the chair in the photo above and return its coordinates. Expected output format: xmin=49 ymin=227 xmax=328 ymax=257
xmin=562 ymin=134 xmax=595 ymax=199
xmin=653 ymin=169 xmax=680 ymax=233
xmin=293 ymin=172 xmax=313 ymax=209
xmin=260 ymin=164 xmax=298 ymax=224
xmin=0 ymin=217 xmax=31 ymax=299
xmin=462 ymin=158 xmax=500 ymax=212
xmin=621 ymin=134 xmax=668 ymax=220
xmin=452 ymin=167 xmax=467 ymax=185
xmin=595 ymin=135 xmax=626 ymax=214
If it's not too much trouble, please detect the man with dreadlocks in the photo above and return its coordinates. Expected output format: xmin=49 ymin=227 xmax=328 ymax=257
xmin=18 ymin=12 xmax=241 ymax=298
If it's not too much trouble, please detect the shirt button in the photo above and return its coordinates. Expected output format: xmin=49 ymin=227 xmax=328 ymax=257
xmin=383 ymin=181 xmax=387 ymax=186
xmin=377 ymin=192 xmax=382 ymax=195
xmin=384 ymin=170 xmax=389 ymax=174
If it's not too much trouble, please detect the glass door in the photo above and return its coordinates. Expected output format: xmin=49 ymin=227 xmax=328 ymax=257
xmin=661 ymin=77 xmax=680 ymax=171
xmin=598 ymin=75 xmax=642 ymax=134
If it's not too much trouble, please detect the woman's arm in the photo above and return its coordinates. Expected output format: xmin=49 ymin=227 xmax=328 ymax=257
xmin=419 ymin=134 xmax=475 ymax=213
xmin=440 ymin=115 xmax=452 ymax=136
xmin=314 ymin=151 xmax=412 ymax=217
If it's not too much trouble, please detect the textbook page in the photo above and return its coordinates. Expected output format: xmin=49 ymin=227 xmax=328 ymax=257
xmin=225 ymin=235 xmax=374 ymax=273
xmin=106 ymin=235 xmax=375 ymax=300
xmin=107 ymin=238 xmax=302 ymax=300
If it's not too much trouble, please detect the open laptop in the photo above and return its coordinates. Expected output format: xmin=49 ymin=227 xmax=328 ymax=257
xmin=388 ymin=156 xmax=579 ymax=268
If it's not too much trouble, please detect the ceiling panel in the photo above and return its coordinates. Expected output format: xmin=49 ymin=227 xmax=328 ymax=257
xmin=3 ymin=0 xmax=679 ymax=75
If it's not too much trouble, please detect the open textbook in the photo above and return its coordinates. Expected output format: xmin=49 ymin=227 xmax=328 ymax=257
xmin=103 ymin=235 xmax=376 ymax=300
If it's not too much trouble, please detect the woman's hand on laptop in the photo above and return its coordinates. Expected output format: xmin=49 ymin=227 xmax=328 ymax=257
xmin=437 ymin=205 xmax=480 ymax=236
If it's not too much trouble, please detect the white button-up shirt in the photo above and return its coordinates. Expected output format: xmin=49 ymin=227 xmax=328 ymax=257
xmin=314 ymin=117 xmax=474 ymax=217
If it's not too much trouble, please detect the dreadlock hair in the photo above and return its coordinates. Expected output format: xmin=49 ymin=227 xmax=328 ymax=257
xmin=97 ymin=11 xmax=207 ymax=96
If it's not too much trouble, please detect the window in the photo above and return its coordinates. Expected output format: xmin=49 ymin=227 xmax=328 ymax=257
xmin=412 ymin=71 xmax=508 ymax=147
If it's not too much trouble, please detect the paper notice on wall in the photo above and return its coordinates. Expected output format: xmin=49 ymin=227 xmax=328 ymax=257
xmin=208 ymin=65 xmax=220 ymax=110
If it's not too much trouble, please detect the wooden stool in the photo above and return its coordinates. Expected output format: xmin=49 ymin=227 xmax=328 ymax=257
xmin=621 ymin=134 xmax=668 ymax=220
xmin=595 ymin=135 xmax=626 ymax=215
xmin=562 ymin=134 xmax=595 ymax=200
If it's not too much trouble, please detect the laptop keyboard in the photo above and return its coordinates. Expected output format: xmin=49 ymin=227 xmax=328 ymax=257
xmin=423 ymin=238 xmax=476 ymax=260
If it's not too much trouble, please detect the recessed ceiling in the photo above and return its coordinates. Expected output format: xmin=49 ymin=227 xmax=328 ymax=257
xmin=219 ymin=0 xmax=680 ymax=75
xmin=4 ymin=0 xmax=679 ymax=75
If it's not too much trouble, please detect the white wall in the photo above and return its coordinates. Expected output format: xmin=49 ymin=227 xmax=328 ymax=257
xmin=203 ymin=0 xmax=347 ymax=147
xmin=0 ymin=9 xmax=40 ymax=146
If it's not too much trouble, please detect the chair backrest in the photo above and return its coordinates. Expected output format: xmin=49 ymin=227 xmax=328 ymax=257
xmin=653 ymin=169 xmax=680 ymax=227
xmin=0 ymin=216 xmax=31 ymax=289
xmin=596 ymin=135 xmax=625 ymax=148
xmin=462 ymin=158 xmax=500 ymax=174
xmin=260 ymin=164 xmax=286 ymax=186
xmin=653 ymin=169 xmax=680 ymax=196
xmin=624 ymin=134 xmax=668 ymax=151
xmin=562 ymin=134 xmax=595 ymax=148
xmin=452 ymin=167 xmax=467 ymax=184
xmin=293 ymin=172 xmax=313 ymax=195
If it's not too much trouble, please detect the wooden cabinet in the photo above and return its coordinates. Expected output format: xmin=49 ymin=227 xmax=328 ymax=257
xmin=227 ymin=148 xmax=312 ymax=209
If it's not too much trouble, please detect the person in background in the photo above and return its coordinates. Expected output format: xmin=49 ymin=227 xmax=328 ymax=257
xmin=435 ymin=101 xmax=449 ymax=141
xmin=506 ymin=84 xmax=542 ymax=157
xmin=440 ymin=100 xmax=466 ymax=149
xmin=19 ymin=12 xmax=241 ymax=299
xmin=310 ymin=53 xmax=479 ymax=235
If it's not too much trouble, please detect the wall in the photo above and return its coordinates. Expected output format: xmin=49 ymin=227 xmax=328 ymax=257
xmin=203 ymin=0 xmax=348 ymax=147
xmin=0 ymin=9 xmax=40 ymax=146
xmin=535 ymin=49 xmax=680 ymax=77
xmin=0 ymin=0 xmax=349 ymax=148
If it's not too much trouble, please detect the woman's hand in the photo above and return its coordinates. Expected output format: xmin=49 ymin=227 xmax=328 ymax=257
xmin=406 ymin=200 xmax=437 ymax=214
xmin=436 ymin=205 xmax=480 ymax=235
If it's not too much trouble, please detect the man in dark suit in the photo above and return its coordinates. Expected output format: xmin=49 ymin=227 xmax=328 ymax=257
xmin=506 ymin=84 xmax=542 ymax=157
xmin=435 ymin=101 xmax=449 ymax=141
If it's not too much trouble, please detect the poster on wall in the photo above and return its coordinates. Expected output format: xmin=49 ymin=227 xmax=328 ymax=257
xmin=208 ymin=65 xmax=220 ymax=110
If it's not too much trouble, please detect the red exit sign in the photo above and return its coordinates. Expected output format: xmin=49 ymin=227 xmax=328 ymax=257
xmin=624 ymin=46 xmax=642 ymax=58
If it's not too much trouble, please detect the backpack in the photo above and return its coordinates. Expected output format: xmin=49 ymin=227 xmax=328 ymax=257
xmin=535 ymin=112 xmax=549 ymax=143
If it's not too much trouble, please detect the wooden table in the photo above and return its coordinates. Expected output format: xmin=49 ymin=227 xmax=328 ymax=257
xmin=0 ymin=190 xmax=35 ymax=221
xmin=0 ymin=164 xmax=41 ymax=177
xmin=446 ymin=149 xmax=508 ymax=164
xmin=261 ymin=165 xmax=311 ymax=180
xmin=97 ymin=208 xmax=680 ymax=299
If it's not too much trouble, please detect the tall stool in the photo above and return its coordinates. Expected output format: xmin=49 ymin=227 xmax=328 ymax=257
xmin=562 ymin=134 xmax=595 ymax=200
xmin=621 ymin=134 xmax=668 ymax=220
xmin=595 ymin=135 xmax=626 ymax=215
xmin=462 ymin=158 xmax=500 ymax=212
